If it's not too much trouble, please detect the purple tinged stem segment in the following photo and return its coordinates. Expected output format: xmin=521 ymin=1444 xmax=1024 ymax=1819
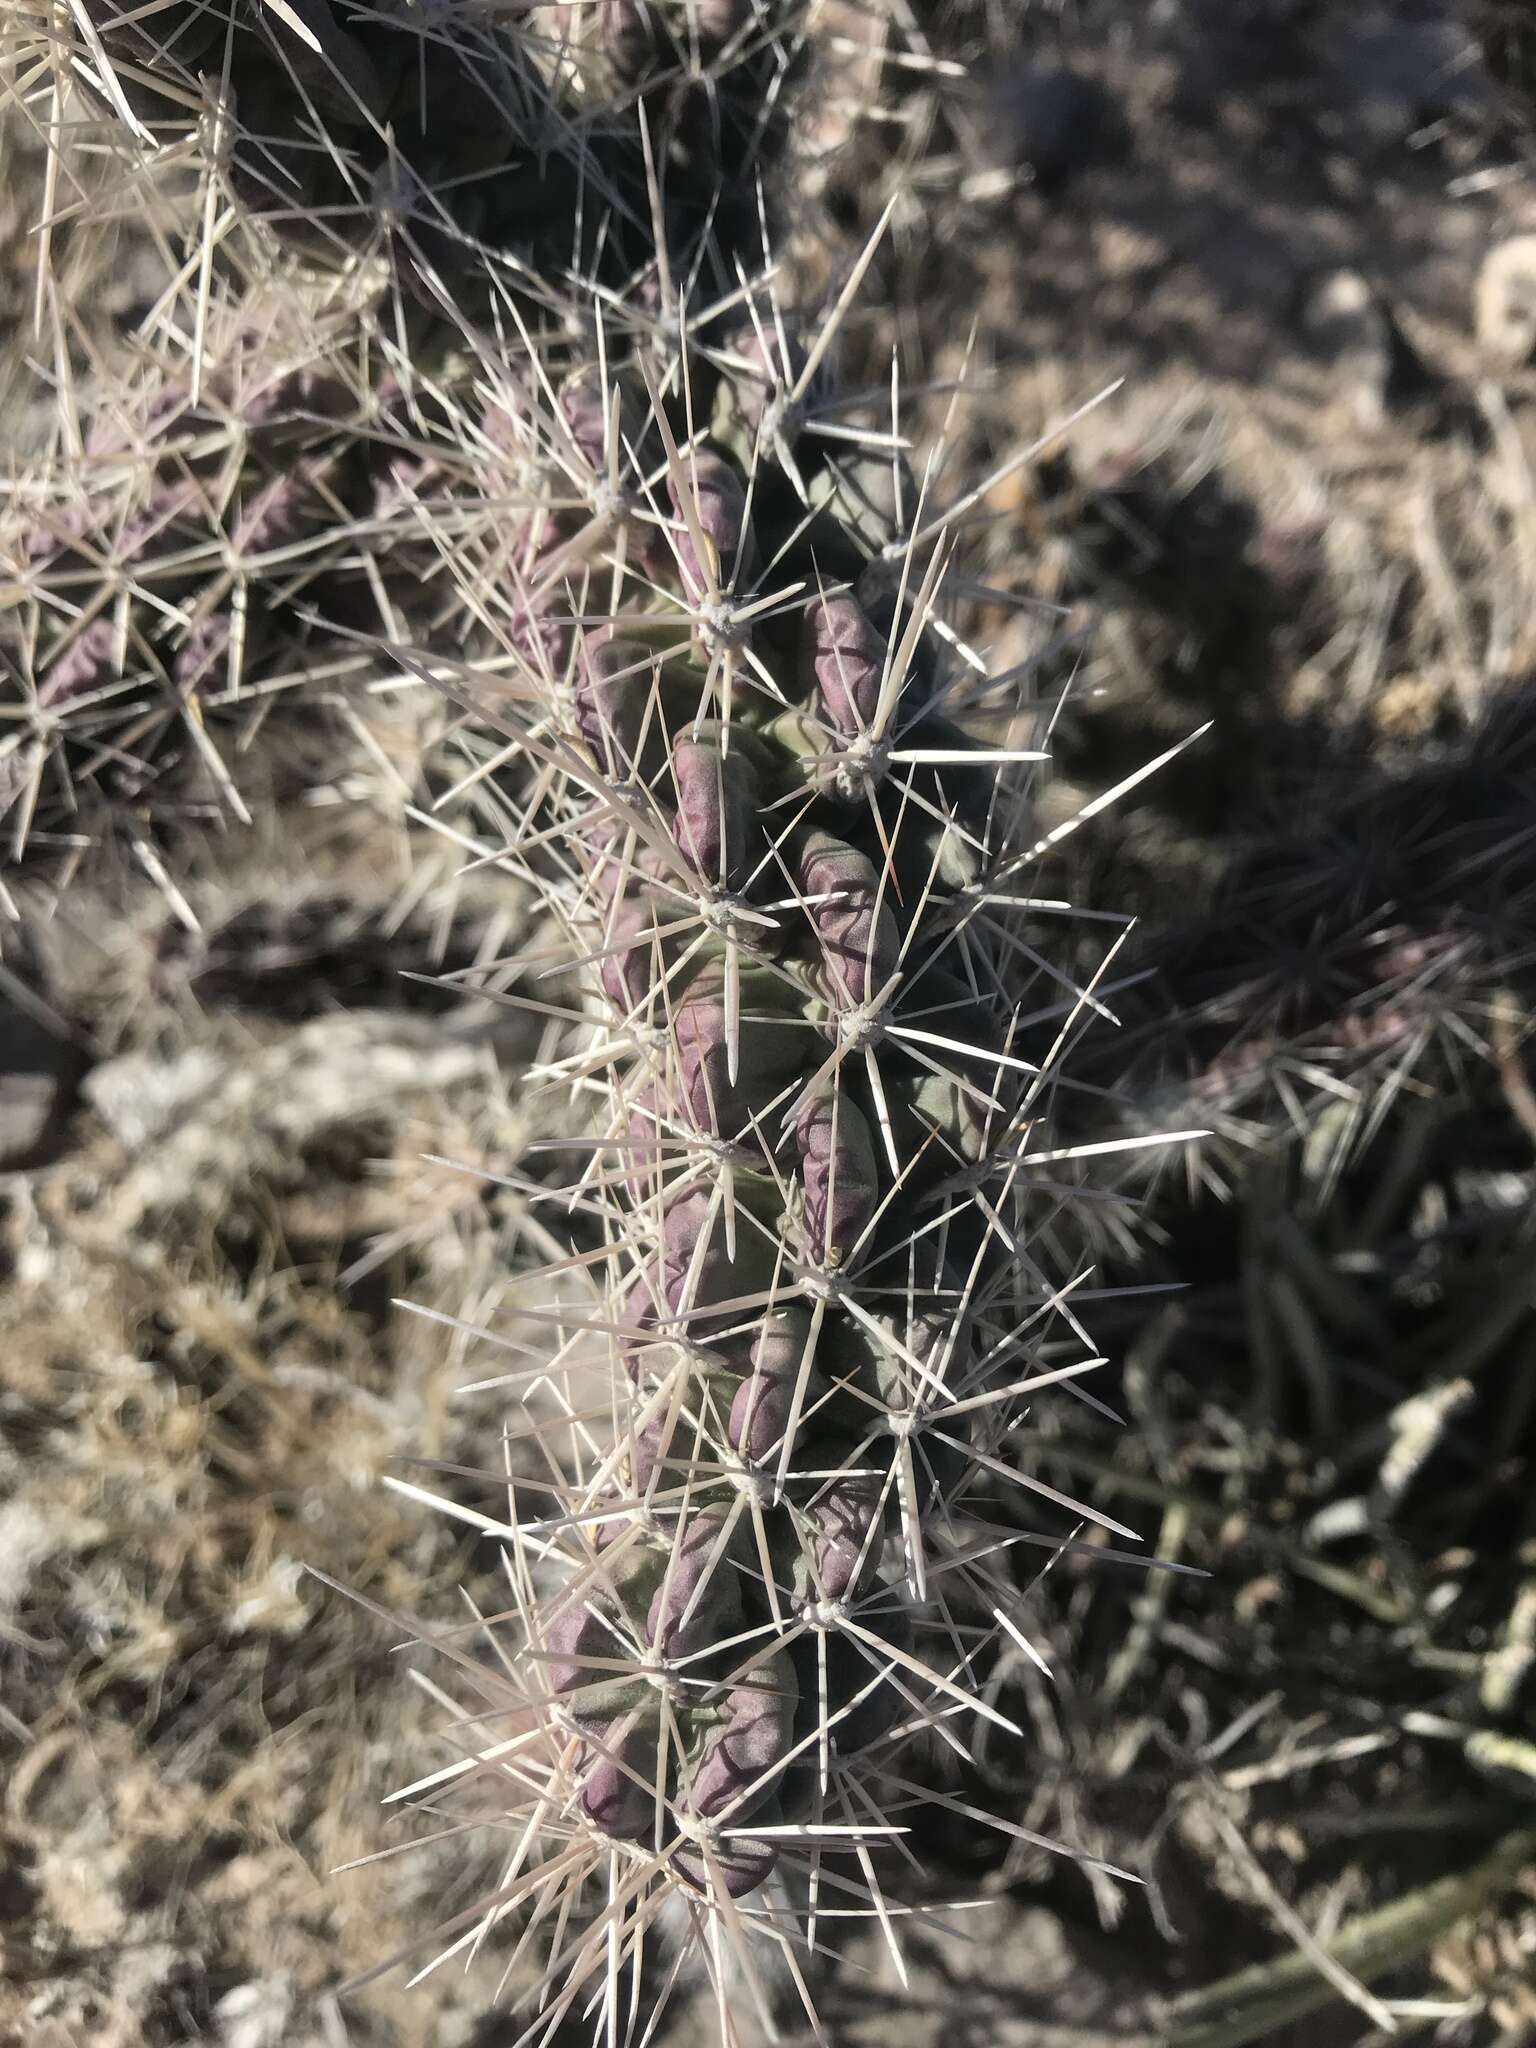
xmin=728 ymin=1304 xmax=827 ymax=1465
xmin=558 ymin=365 xmax=623 ymax=475
xmin=671 ymin=964 xmax=809 ymax=1136
xmin=687 ymin=1651 xmax=798 ymax=1820
xmin=802 ymin=588 xmax=885 ymax=736
xmin=797 ymin=830 xmax=901 ymax=1008
xmin=580 ymin=1707 xmax=665 ymax=1840
xmin=806 ymin=1469 xmax=887 ymax=1602
xmin=575 ymin=636 xmax=657 ymax=781
xmin=645 ymin=1506 xmax=743 ymax=1661
xmin=598 ymin=900 xmax=673 ymax=1017
xmin=670 ymin=733 xmax=760 ymax=890
xmin=543 ymin=1537 xmax=673 ymax=1693
xmin=715 ymin=317 xmax=812 ymax=438
xmin=589 ymin=820 xmax=680 ymax=906
xmin=794 ymin=1088 xmax=879 ymax=1267
xmin=670 ymin=1809 xmax=784 ymax=1900
xmin=655 ymin=1184 xmax=773 ymax=1317
xmin=545 ymin=1595 xmax=623 ymax=1701
xmin=668 ymin=451 xmax=751 ymax=604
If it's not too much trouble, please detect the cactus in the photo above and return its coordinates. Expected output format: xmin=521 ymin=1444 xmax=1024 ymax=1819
xmin=2 ymin=329 xmax=364 ymax=849
xmin=17 ymin=2 xmax=1159 ymax=2036
xmin=311 ymin=279 xmax=1156 ymax=2030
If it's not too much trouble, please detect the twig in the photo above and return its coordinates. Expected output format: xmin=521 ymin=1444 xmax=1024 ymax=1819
xmin=1201 ymin=1801 xmax=1399 ymax=2037
xmin=1155 ymin=1829 xmax=1536 ymax=2048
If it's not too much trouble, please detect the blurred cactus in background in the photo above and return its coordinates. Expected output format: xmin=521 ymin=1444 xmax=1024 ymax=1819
xmin=65 ymin=0 xmax=804 ymax=302
xmin=3 ymin=330 xmax=368 ymax=845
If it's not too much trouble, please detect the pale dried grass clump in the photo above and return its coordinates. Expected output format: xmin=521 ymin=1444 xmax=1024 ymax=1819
xmin=0 ymin=980 xmax=577 ymax=2047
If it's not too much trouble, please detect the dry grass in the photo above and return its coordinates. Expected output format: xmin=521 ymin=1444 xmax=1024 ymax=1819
xmin=0 ymin=935 xmax=574 ymax=2044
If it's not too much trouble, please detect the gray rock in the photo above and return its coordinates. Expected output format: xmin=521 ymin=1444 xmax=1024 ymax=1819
xmin=82 ymin=1046 xmax=230 ymax=1152
xmin=1476 ymin=234 xmax=1536 ymax=367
